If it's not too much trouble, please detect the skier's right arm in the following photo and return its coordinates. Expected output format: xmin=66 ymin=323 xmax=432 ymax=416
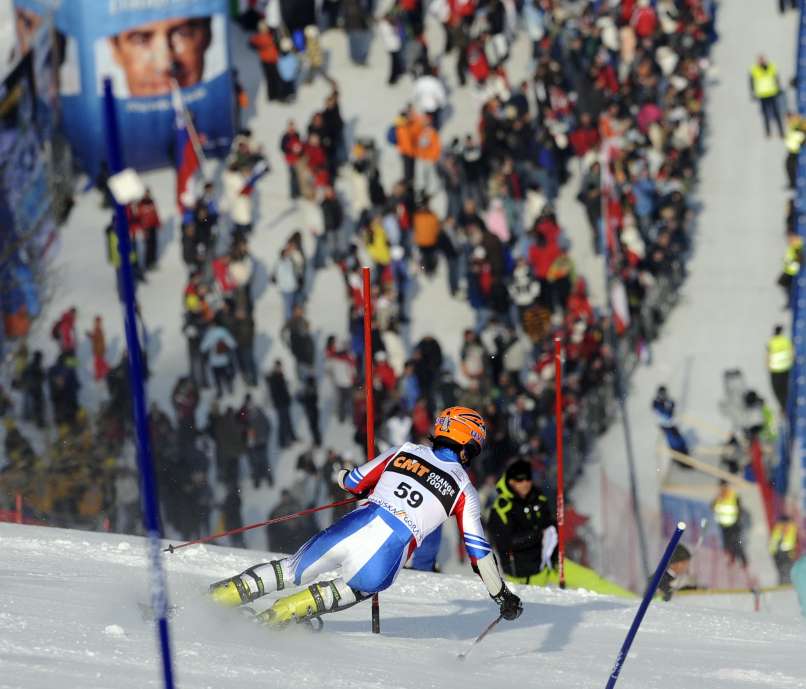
xmin=336 ymin=446 xmax=399 ymax=495
xmin=455 ymin=488 xmax=522 ymax=620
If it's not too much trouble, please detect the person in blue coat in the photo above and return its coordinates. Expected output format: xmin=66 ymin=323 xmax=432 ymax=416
xmin=200 ymin=318 xmax=237 ymax=399
xmin=410 ymin=525 xmax=442 ymax=572
xmin=652 ymin=385 xmax=691 ymax=463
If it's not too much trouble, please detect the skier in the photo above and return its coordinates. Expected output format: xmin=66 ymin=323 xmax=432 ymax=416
xmin=210 ymin=406 xmax=523 ymax=627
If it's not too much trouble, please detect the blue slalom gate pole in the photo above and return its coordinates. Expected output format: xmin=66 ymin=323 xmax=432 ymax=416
xmin=102 ymin=78 xmax=176 ymax=689
xmin=604 ymin=522 xmax=686 ymax=689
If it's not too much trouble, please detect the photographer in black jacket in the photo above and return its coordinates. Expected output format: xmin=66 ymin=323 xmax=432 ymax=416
xmin=487 ymin=459 xmax=557 ymax=583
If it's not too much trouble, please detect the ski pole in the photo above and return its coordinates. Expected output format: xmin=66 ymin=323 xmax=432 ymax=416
xmin=457 ymin=614 xmax=503 ymax=661
xmin=693 ymin=517 xmax=708 ymax=554
xmin=163 ymin=496 xmax=360 ymax=553
xmin=604 ymin=522 xmax=686 ymax=689
xmin=362 ymin=266 xmax=381 ymax=635
xmin=681 ymin=516 xmax=707 ymax=570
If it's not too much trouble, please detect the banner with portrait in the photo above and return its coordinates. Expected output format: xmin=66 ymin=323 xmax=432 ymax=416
xmin=0 ymin=51 xmax=47 ymax=339
xmin=13 ymin=0 xmax=234 ymax=172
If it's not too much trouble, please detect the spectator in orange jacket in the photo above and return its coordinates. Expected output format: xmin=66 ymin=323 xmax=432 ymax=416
xmin=413 ymin=196 xmax=441 ymax=275
xmin=249 ymin=22 xmax=281 ymax=102
xmin=395 ymin=106 xmax=425 ymax=184
xmin=414 ymin=116 xmax=441 ymax=194
xmin=86 ymin=316 xmax=110 ymax=381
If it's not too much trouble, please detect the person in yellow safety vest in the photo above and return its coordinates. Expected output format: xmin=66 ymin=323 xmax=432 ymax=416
xmin=749 ymin=55 xmax=783 ymax=138
xmin=785 ymin=112 xmax=806 ymax=189
xmin=778 ymin=232 xmax=803 ymax=309
xmin=767 ymin=324 xmax=794 ymax=410
xmin=769 ymin=513 xmax=799 ymax=584
xmin=105 ymin=220 xmax=144 ymax=299
xmin=712 ymin=480 xmax=748 ymax=568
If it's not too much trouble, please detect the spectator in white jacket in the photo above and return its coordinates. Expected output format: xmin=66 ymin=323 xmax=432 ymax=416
xmin=273 ymin=245 xmax=300 ymax=322
xmin=222 ymin=162 xmax=253 ymax=236
xmin=229 ymin=240 xmax=255 ymax=308
xmin=523 ymin=182 xmax=548 ymax=232
xmin=413 ymin=69 xmax=447 ymax=129
xmin=381 ymin=323 xmax=407 ymax=377
xmin=379 ymin=13 xmax=405 ymax=85
xmin=348 ymin=148 xmax=373 ymax=223
xmin=508 ymin=258 xmax=541 ymax=326
xmin=200 ymin=318 xmax=237 ymax=399
xmin=385 ymin=404 xmax=413 ymax=447
xmin=324 ymin=337 xmax=355 ymax=424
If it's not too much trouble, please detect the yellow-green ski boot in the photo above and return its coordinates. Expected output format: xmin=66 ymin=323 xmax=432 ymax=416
xmin=256 ymin=580 xmax=363 ymax=629
xmin=257 ymin=586 xmax=322 ymax=627
xmin=209 ymin=564 xmax=277 ymax=607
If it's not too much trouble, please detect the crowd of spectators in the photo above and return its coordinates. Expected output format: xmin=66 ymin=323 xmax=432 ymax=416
xmin=1 ymin=0 xmax=717 ymax=556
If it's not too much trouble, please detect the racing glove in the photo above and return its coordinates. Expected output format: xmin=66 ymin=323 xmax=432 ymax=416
xmin=492 ymin=584 xmax=523 ymax=621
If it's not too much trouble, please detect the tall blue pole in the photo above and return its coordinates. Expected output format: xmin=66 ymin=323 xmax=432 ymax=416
xmin=102 ymin=77 xmax=176 ymax=689
xmin=794 ymin=0 xmax=806 ymax=547
xmin=604 ymin=522 xmax=686 ymax=689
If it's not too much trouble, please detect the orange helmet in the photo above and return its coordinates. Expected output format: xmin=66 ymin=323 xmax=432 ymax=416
xmin=433 ymin=406 xmax=486 ymax=457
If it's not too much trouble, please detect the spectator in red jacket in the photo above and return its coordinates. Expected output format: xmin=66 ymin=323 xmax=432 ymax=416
xmin=467 ymin=38 xmax=490 ymax=84
xmin=373 ymin=351 xmax=398 ymax=393
xmin=134 ymin=189 xmax=161 ymax=271
xmin=566 ymin=278 xmax=594 ymax=324
xmin=528 ymin=231 xmax=561 ymax=289
xmin=212 ymin=254 xmax=237 ymax=303
xmin=569 ymin=112 xmax=601 ymax=159
xmin=53 ymin=308 xmax=77 ymax=355
xmin=631 ymin=0 xmax=658 ymax=39
xmin=280 ymin=119 xmax=304 ymax=199
xmin=304 ymin=133 xmax=329 ymax=188
xmin=593 ymin=59 xmax=619 ymax=96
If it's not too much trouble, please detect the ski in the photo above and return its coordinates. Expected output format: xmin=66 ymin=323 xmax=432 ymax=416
xmin=136 ymin=600 xmax=325 ymax=632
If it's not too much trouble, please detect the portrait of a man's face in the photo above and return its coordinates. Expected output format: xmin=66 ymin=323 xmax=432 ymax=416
xmin=108 ymin=16 xmax=212 ymax=97
xmin=15 ymin=7 xmax=43 ymax=56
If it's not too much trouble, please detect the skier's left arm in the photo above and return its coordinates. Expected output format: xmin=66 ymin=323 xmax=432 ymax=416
xmin=337 ymin=446 xmax=399 ymax=495
xmin=454 ymin=486 xmax=522 ymax=620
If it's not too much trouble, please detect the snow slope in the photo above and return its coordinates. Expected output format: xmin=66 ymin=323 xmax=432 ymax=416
xmin=1 ymin=523 xmax=804 ymax=689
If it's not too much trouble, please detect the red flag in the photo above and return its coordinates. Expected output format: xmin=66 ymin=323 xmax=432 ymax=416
xmin=173 ymin=88 xmax=200 ymax=212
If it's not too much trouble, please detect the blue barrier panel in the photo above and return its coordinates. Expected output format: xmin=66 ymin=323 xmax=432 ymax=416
xmin=794 ymin=0 xmax=806 ymax=525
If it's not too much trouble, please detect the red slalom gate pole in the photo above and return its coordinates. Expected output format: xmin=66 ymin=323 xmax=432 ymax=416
xmin=163 ymin=496 xmax=360 ymax=553
xmin=749 ymin=437 xmax=776 ymax=533
xmin=15 ymin=493 xmax=23 ymax=524
xmin=362 ymin=268 xmax=376 ymax=458
xmin=555 ymin=337 xmax=565 ymax=589
xmin=362 ymin=267 xmax=381 ymax=634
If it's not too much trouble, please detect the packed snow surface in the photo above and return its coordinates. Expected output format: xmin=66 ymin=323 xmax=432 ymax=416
xmin=1 ymin=524 xmax=803 ymax=689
